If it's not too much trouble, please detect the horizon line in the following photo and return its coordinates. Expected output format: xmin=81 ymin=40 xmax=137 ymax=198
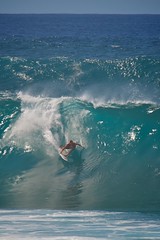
xmin=0 ymin=13 xmax=160 ymax=15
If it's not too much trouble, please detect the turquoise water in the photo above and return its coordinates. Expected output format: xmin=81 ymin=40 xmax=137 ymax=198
xmin=1 ymin=91 xmax=160 ymax=211
xmin=0 ymin=14 xmax=160 ymax=238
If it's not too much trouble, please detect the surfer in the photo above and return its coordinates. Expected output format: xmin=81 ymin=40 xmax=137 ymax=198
xmin=60 ymin=140 xmax=83 ymax=157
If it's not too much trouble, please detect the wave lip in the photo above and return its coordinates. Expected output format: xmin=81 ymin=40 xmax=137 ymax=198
xmin=1 ymin=56 xmax=160 ymax=104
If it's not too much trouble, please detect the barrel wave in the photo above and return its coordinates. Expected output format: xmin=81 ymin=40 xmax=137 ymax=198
xmin=0 ymin=14 xmax=160 ymax=211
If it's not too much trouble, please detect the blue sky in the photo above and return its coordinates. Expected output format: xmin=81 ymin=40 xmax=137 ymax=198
xmin=1 ymin=0 xmax=160 ymax=14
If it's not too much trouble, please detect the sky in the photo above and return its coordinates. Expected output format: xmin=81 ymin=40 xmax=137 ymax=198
xmin=0 ymin=0 xmax=160 ymax=14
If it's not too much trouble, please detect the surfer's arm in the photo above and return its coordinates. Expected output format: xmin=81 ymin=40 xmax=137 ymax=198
xmin=76 ymin=143 xmax=84 ymax=148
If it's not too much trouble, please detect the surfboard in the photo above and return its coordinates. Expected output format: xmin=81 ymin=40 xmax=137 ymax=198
xmin=58 ymin=147 xmax=70 ymax=161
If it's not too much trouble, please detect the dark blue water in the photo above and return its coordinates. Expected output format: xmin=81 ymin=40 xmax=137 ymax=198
xmin=0 ymin=14 xmax=160 ymax=214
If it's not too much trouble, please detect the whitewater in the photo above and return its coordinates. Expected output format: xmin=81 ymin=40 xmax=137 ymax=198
xmin=0 ymin=14 xmax=160 ymax=239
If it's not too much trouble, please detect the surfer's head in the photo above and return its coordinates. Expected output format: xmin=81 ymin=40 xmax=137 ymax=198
xmin=70 ymin=140 xmax=73 ymax=143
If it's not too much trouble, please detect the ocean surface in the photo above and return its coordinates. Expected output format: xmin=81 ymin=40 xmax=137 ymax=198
xmin=0 ymin=14 xmax=160 ymax=239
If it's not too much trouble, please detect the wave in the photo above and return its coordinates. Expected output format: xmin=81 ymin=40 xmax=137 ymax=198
xmin=0 ymin=92 xmax=160 ymax=211
xmin=1 ymin=14 xmax=160 ymax=211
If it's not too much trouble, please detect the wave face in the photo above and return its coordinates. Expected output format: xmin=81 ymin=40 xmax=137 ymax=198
xmin=1 ymin=92 xmax=160 ymax=211
xmin=0 ymin=14 xmax=160 ymax=211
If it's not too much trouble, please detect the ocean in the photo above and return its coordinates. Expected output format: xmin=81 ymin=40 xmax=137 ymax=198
xmin=0 ymin=14 xmax=160 ymax=239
